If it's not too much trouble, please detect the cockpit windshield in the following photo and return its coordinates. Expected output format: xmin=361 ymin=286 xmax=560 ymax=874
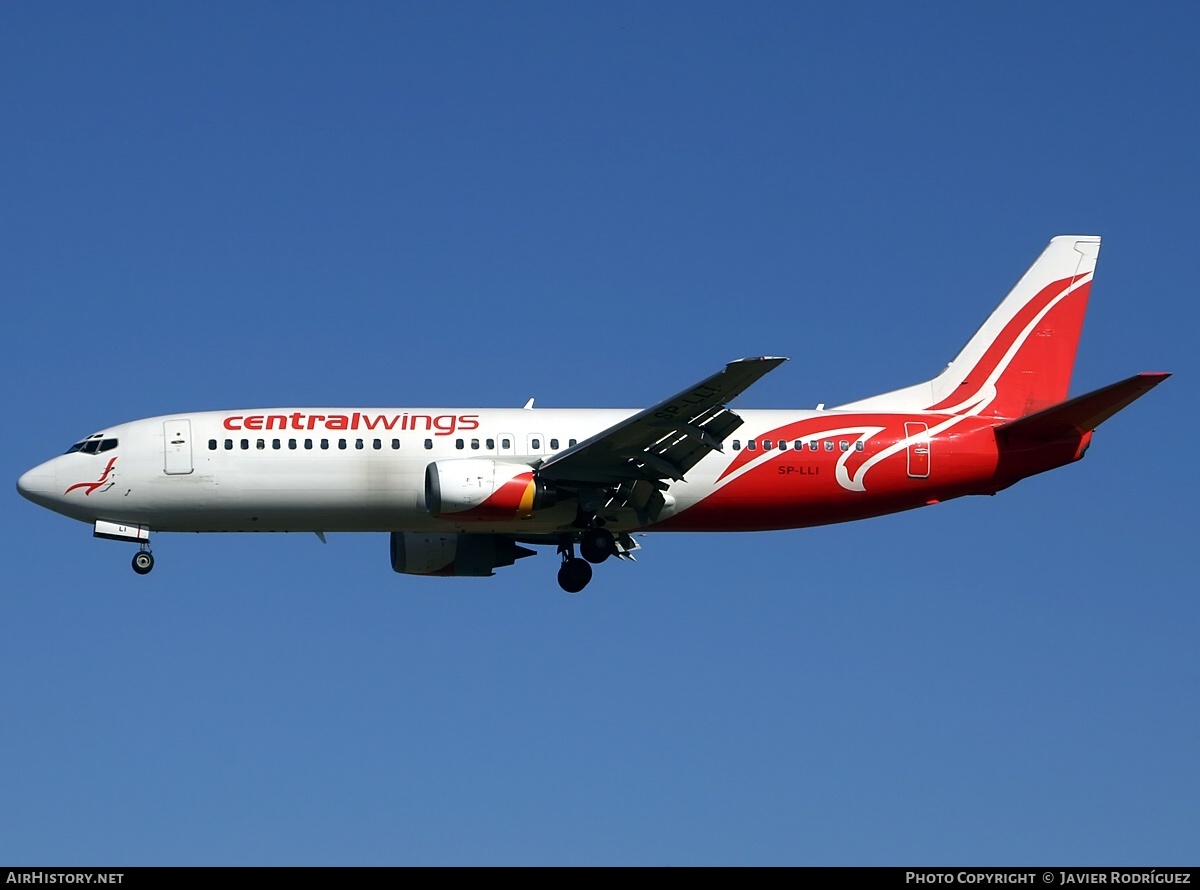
xmin=65 ymin=435 xmax=118 ymax=455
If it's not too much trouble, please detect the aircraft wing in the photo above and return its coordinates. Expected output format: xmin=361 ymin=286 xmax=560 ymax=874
xmin=536 ymin=357 xmax=787 ymax=486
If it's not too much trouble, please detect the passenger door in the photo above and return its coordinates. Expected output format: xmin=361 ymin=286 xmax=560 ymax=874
xmin=163 ymin=419 xmax=194 ymax=475
xmin=904 ymin=421 xmax=930 ymax=478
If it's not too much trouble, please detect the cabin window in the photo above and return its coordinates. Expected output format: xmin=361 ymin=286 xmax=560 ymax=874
xmin=569 ymin=439 xmax=577 ymax=447
xmin=373 ymin=439 xmax=381 ymax=450
xmin=763 ymin=439 xmax=773 ymax=451
xmin=778 ymin=440 xmax=787 ymax=450
xmin=424 ymin=439 xmax=433 ymax=450
xmin=501 ymin=437 xmax=511 ymax=449
xmin=392 ymin=439 xmax=400 ymax=450
xmin=531 ymin=438 xmax=541 ymax=450
xmin=241 ymin=439 xmax=249 ymax=450
xmin=732 ymin=440 xmax=741 ymax=451
xmin=355 ymin=439 xmax=364 ymax=450
xmin=288 ymin=439 xmax=297 ymax=450
xmin=456 ymin=438 xmax=464 ymax=450
xmin=808 ymin=440 xmax=817 ymax=451
xmin=256 ymin=439 xmax=265 ymax=450
xmin=272 ymin=439 xmax=281 ymax=450
xmin=320 ymin=439 xmax=329 ymax=450
xmin=550 ymin=438 xmax=559 ymax=450
xmin=338 ymin=439 xmax=347 ymax=450
xmin=486 ymin=438 xmax=495 ymax=449
xmin=839 ymin=441 xmax=849 ymax=452
xmin=856 ymin=441 xmax=865 ymax=452
xmin=747 ymin=440 xmax=757 ymax=451
xmin=824 ymin=441 xmax=833 ymax=452
xmin=224 ymin=439 xmax=233 ymax=450
xmin=794 ymin=440 xmax=803 ymax=450
xmin=471 ymin=438 xmax=480 ymax=450
xmin=208 ymin=439 xmax=217 ymax=450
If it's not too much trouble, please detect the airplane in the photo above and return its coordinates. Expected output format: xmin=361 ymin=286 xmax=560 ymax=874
xmin=17 ymin=235 xmax=1168 ymax=593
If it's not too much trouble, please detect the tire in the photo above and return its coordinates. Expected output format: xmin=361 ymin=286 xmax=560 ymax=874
xmin=132 ymin=552 xmax=154 ymax=575
xmin=579 ymin=527 xmax=616 ymax=564
xmin=557 ymin=558 xmax=593 ymax=593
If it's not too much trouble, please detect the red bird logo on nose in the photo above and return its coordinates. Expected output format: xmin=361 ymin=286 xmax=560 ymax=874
xmin=65 ymin=457 xmax=118 ymax=496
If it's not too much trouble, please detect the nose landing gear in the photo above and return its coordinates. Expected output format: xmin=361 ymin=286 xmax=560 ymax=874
xmin=132 ymin=546 xmax=154 ymax=575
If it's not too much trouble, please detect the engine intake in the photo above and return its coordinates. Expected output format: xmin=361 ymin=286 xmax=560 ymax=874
xmin=425 ymin=459 xmax=557 ymax=521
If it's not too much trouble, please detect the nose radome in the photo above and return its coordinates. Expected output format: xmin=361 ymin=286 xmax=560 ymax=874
xmin=17 ymin=466 xmax=56 ymax=503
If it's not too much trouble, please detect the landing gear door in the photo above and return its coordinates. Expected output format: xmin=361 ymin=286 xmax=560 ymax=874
xmin=163 ymin=419 xmax=194 ymax=475
xmin=904 ymin=421 xmax=930 ymax=479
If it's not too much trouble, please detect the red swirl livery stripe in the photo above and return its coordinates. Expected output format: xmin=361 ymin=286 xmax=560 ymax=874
xmin=927 ymin=274 xmax=1091 ymax=417
xmin=717 ymin=415 xmax=899 ymax=484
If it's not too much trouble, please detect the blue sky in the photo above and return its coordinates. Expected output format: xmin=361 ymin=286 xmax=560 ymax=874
xmin=2 ymin=2 xmax=1196 ymax=865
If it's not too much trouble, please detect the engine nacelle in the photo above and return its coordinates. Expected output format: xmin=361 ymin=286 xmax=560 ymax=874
xmin=425 ymin=459 xmax=557 ymax=521
xmin=390 ymin=532 xmax=535 ymax=577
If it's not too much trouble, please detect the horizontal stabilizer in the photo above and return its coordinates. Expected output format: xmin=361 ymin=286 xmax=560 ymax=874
xmin=996 ymin=372 xmax=1170 ymax=441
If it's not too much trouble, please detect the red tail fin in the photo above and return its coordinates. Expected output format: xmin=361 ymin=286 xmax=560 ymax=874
xmin=837 ymin=236 xmax=1101 ymax=419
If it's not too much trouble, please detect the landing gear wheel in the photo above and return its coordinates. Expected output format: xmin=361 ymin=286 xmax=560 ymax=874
xmin=557 ymin=557 xmax=593 ymax=593
xmin=579 ymin=527 xmax=616 ymax=564
xmin=132 ymin=551 xmax=154 ymax=575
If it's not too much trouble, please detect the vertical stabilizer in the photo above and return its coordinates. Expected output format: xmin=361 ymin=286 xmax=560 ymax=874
xmin=837 ymin=236 xmax=1100 ymax=418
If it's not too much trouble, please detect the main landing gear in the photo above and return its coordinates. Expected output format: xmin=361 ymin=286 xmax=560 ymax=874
xmin=557 ymin=552 xmax=592 ymax=594
xmin=556 ymin=525 xmax=620 ymax=593
xmin=131 ymin=545 xmax=154 ymax=575
xmin=579 ymin=526 xmax=617 ymax=564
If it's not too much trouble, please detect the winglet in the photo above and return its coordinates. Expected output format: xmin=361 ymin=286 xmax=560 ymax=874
xmin=715 ymin=356 xmax=789 ymax=399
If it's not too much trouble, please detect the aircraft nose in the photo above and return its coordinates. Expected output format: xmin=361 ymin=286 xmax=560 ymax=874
xmin=17 ymin=464 xmax=57 ymax=505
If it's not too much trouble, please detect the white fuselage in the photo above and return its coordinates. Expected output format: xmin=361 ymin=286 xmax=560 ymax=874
xmin=20 ymin=406 xmax=833 ymax=536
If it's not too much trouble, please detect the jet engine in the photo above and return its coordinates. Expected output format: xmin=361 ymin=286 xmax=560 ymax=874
xmin=390 ymin=532 xmax=535 ymax=577
xmin=425 ymin=459 xmax=557 ymax=521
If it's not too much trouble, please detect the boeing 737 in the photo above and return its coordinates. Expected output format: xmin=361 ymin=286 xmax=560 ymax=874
xmin=17 ymin=236 xmax=1168 ymax=592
